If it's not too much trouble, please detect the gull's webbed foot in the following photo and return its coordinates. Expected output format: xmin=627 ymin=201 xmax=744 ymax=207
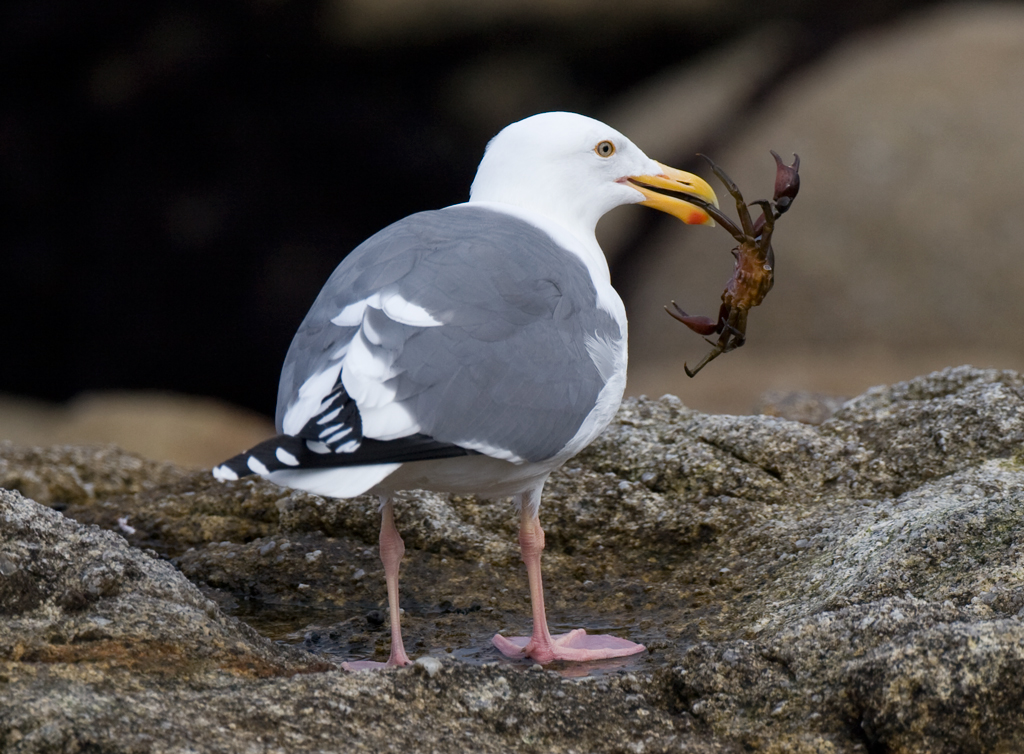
xmin=493 ymin=629 xmax=645 ymax=664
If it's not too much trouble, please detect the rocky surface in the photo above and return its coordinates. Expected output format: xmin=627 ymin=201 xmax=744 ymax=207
xmin=3 ymin=365 xmax=1024 ymax=752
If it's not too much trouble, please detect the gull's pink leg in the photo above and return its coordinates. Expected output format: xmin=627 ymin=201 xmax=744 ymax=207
xmin=492 ymin=490 xmax=645 ymax=664
xmin=343 ymin=498 xmax=412 ymax=671
xmin=510 ymin=503 xmax=557 ymax=661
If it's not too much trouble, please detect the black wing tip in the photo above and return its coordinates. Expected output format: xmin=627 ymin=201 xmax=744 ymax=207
xmin=212 ymin=433 xmax=479 ymax=483
xmin=212 ymin=455 xmax=253 ymax=482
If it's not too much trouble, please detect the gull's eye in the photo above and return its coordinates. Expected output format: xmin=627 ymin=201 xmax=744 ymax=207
xmin=595 ymin=140 xmax=616 ymax=158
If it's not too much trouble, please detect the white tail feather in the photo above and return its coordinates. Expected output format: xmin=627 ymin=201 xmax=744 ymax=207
xmin=267 ymin=463 xmax=401 ymax=499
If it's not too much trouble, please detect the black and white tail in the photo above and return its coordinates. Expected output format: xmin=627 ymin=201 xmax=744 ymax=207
xmin=212 ymin=381 xmax=474 ymax=486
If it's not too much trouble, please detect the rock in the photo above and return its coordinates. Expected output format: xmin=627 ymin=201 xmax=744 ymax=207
xmin=0 ymin=391 xmax=275 ymax=469
xmin=0 ymin=487 xmax=326 ymax=679
xmin=622 ymin=3 xmax=1024 ymax=410
xmin=2 ymin=365 xmax=1024 ymax=752
xmin=754 ymin=389 xmax=848 ymax=424
xmin=324 ymin=0 xmax=741 ymax=45
xmin=844 ymin=612 xmax=1024 ymax=754
xmin=0 ymin=442 xmax=187 ymax=507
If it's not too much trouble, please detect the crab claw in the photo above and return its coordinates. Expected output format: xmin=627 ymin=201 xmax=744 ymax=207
xmin=665 ymin=301 xmax=719 ymax=335
xmin=770 ymin=151 xmax=800 ymax=213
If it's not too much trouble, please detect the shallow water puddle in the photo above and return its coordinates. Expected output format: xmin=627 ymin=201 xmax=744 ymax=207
xmin=234 ymin=601 xmax=657 ymax=678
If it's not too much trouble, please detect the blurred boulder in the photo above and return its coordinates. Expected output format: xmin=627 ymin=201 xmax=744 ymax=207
xmin=0 ymin=0 xmax=959 ymax=417
xmin=323 ymin=0 xmax=737 ymax=44
xmin=0 ymin=392 xmax=273 ymax=468
xmin=598 ymin=26 xmax=796 ymax=257
xmin=0 ymin=486 xmax=320 ymax=679
xmin=621 ymin=4 xmax=1024 ymax=407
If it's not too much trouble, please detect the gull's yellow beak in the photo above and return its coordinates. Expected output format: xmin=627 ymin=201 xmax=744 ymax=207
xmin=628 ymin=162 xmax=719 ymax=226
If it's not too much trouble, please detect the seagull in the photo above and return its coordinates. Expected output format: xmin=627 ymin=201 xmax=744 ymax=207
xmin=213 ymin=112 xmax=718 ymax=669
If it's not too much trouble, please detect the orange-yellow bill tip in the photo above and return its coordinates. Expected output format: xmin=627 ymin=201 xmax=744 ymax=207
xmin=629 ymin=162 xmax=719 ymax=226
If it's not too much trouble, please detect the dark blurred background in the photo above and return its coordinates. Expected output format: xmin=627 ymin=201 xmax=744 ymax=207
xmin=4 ymin=0 xmax=1024 ymax=464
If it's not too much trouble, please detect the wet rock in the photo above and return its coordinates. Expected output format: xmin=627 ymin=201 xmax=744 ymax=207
xmin=2 ymin=366 xmax=1024 ymax=752
xmin=0 ymin=487 xmax=326 ymax=679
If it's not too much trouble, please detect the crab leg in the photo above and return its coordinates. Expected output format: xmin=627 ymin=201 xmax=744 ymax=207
xmin=684 ymin=345 xmax=725 ymax=377
xmin=749 ymin=200 xmax=776 ymax=248
xmin=665 ymin=301 xmax=720 ymax=335
xmin=678 ymin=195 xmax=744 ymax=241
xmin=699 ymin=154 xmax=756 ymax=239
xmin=668 ymin=149 xmax=798 ymax=378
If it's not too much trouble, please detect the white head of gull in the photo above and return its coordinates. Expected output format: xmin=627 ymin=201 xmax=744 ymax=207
xmin=213 ymin=111 xmax=718 ymax=669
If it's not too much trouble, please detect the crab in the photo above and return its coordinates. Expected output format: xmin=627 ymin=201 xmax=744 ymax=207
xmin=666 ymin=150 xmax=800 ymax=377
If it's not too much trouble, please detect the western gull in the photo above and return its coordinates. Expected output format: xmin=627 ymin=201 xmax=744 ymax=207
xmin=213 ymin=111 xmax=718 ymax=668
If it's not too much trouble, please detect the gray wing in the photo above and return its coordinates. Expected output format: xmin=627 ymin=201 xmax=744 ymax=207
xmin=275 ymin=205 xmax=622 ymax=465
